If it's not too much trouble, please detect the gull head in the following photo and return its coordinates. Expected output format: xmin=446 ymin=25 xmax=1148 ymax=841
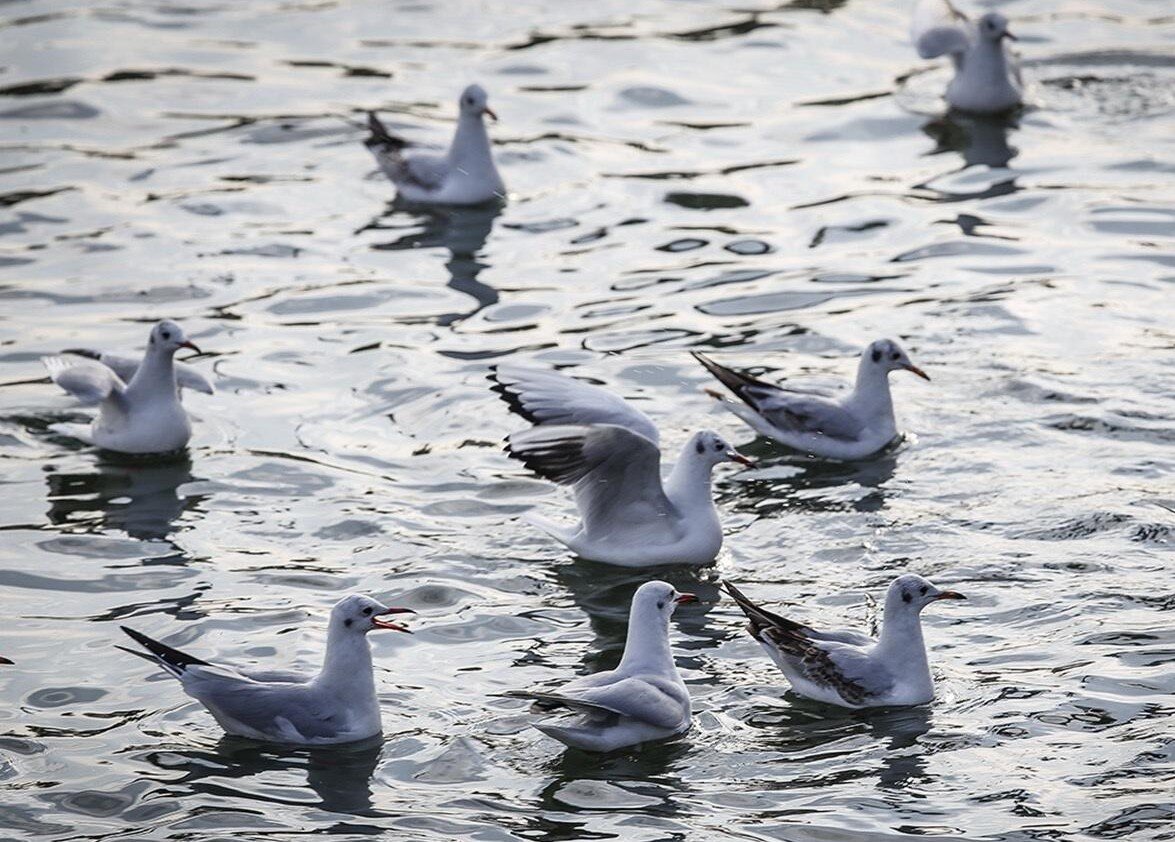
xmin=331 ymin=594 xmax=416 ymax=634
xmin=689 ymin=430 xmax=754 ymax=468
xmin=632 ymin=580 xmax=697 ymax=622
xmin=459 ymin=84 xmax=497 ymax=122
xmin=865 ymin=338 xmax=929 ymax=381
xmin=977 ymin=12 xmax=1016 ymax=42
xmin=149 ymin=320 xmax=201 ymax=355
xmin=886 ymin=574 xmax=965 ymax=615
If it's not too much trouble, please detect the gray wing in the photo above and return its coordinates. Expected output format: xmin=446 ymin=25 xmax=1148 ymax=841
xmin=513 ymin=677 xmax=685 ymax=730
xmin=491 ymin=363 xmax=660 ymax=445
xmin=364 ymin=112 xmax=448 ymax=192
xmin=756 ymin=393 xmax=865 ymax=440
xmin=912 ymin=0 xmax=972 ymax=59
xmin=42 ymin=356 xmax=125 ymax=405
xmin=184 ymin=669 xmax=348 ymax=741
xmin=506 ymin=424 xmax=674 ymax=535
xmin=71 ymin=351 xmax=214 ymax=395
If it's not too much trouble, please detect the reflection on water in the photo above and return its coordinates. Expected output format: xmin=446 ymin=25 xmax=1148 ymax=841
xmin=923 ymin=112 xmax=1018 ymax=170
xmin=44 ymin=456 xmax=201 ymax=540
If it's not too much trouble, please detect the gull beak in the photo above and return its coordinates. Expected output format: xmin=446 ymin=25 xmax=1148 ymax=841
xmin=179 ymin=340 xmax=202 ymax=354
xmin=0 ymin=656 xmax=12 ymax=665
xmin=673 ymin=593 xmax=698 ymax=605
xmin=933 ymin=590 xmax=965 ymax=601
xmin=904 ymin=363 xmax=930 ymax=382
xmin=483 ymin=106 xmax=498 ymax=122
xmin=1002 ymin=30 xmax=1018 ymax=41
xmin=726 ymin=450 xmax=754 ymax=467
xmin=372 ymin=606 xmax=416 ymax=633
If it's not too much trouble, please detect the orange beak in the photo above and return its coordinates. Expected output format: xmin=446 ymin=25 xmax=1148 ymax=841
xmin=1003 ymin=30 xmax=1017 ymax=41
xmin=372 ymin=606 xmax=416 ymax=632
xmin=726 ymin=450 xmax=754 ymax=467
xmin=904 ymin=363 xmax=930 ymax=381
xmin=673 ymin=593 xmax=698 ymax=605
xmin=934 ymin=591 xmax=965 ymax=601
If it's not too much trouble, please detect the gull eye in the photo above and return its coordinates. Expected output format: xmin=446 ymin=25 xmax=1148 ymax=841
xmin=713 ymin=442 xmax=723 ymax=451
xmin=362 ymin=606 xmax=373 ymax=616
xmin=919 ymin=585 xmax=928 ymax=595
xmin=695 ymin=440 xmax=705 ymax=454
xmin=891 ymin=352 xmax=900 ymax=361
xmin=657 ymin=600 xmax=666 ymax=609
xmin=871 ymin=349 xmax=882 ymax=363
xmin=161 ymin=331 xmax=171 ymax=341
xmin=901 ymin=591 xmax=912 ymax=604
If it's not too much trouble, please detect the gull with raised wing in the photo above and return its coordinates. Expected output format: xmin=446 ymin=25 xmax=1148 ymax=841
xmin=693 ymin=339 xmax=929 ymax=461
xmin=724 ymin=575 xmax=964 ymax=709
xmin=911 ymin=0 xmax=1022 ymax=114
xmin=491 ymin=363 xmax=752 ymax=567
xmin=507 ymin=581 xmax=694 ymax=752
xmin=118 ymin=594 xmax=415 ymax=746
xmin=365 ymin=84 xmax=505 ymax=206
xmin=42 ymin=320 xmax=208 ymax=455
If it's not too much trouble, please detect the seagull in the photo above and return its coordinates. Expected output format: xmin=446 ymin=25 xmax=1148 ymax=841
xmin=491 ymin=363 xmax=752 ymax=567
xmin=56 ymin=348 xmax=213 ymax=397
xmin=365 ymin=83 xmax=505 ymax=206
xmin=506 ymin=580 xmax=694 ymax=752
xmin=724 ymin=575 xmax=965 ymax=709
xmin=118 ymin=594 xmax=416 ymax=746
xmin=42 ymin=320 xmax=206 ymax=455
xmin=692 ymin=338 xmax=929 ymax=461
xmin=911 ymin=0 xmax=1023 ymax=114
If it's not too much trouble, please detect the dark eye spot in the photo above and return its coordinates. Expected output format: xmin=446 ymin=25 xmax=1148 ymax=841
xmin=344 ymin=618 xmax=353 ymax=628
xmin=713 ymin=442 xmax=723 ymax=452
xmin=919 ymin=585 xmax=928 ymax=595
xmin=901 ymin=591 xmax=912 ymax=604
xmin=657 ymin=601 xmax=665 ymax=609
xmin=695 ymin=441 xmax=705 ymax=454
xmin=362 ymin=606 xmax=373 ymax=616
xmin=891 ymin=352 xmax=900 ymax=361
xmin=161 ymin=331 xmax=171 ymax=340
xmin=871 ymin=349 xmax=882 ymax=363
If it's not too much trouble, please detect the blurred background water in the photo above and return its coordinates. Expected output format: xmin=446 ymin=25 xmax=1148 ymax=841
xmin=0 ymin=0 xmax=1173 ymax=839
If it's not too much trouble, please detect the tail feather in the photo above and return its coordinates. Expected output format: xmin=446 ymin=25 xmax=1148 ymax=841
xmin=691 ymin=351 xmax=775 ymax=412
xmin=119 ymin=626 xmax=210 ymax=678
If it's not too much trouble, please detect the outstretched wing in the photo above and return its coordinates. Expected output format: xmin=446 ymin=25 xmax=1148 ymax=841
xmin=63 ymin=350 xmax=214 ymax=395
xmin=693 ymin=352 xmax=863 ymax=441
xmin=506 ymin=424 xmax=674 ymax=536
xmin=491 ymin=363 xmax=660 ymax=445
xmin=912 ymin=0 xmax=972 ymax=59
xmin=43 ymin=356 xmax=125 ymax=406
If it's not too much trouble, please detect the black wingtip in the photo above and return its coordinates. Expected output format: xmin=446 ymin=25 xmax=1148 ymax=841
xmin=722 ymin=581 xmax=804 ymax=638
xmin=120 ymin=625 xmax=210 ymax=670
xmin=365 ymin=111 xmax=407 ymax=151
xmin=505 ymin=430 xmax=589 ymax=486
xmin=691 ymin=350 xmax=774 ymax=411
xmin=489 ymin=370 xmax=543 ymax=427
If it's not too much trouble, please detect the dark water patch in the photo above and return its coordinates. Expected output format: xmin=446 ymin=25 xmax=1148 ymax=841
xmin=665 ymin=192 xmax=748 ymax=211
xmin=26 ymin=687 xmax=107 ymax=709
xmin=809 ymin=219 xmax=888 ymax=248
xmin=657 ymin=238 xmax=708 ymax=252
xmin=725 ymin=239 xmax=771 ymax=255
xmin=0 ymin=188 xmax=74 ymax=208
xmin=667 ymin=16 xmax=776 ymax=43
xmin=0 ymin=78 xmax=83 ymax=97
xmin=0 ymin=101 xmax=100 ymax=120
xmin=103 ymin=68 xmax=254 ymax=83
xmin=698 ymin=286 xmax=887 ymax=317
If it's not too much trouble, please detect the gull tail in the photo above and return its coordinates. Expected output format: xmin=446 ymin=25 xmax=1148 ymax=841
xmin=522 ymin=512 xmax=577 ymax=548
xmin=119 ymin=626 xmax=211 ymax=680
xmin=691 ymin=352 xmax=776 ymax=412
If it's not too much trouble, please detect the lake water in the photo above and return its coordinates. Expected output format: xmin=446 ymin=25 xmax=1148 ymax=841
xmin=1 ymin=0 xmax=1173 ymax=839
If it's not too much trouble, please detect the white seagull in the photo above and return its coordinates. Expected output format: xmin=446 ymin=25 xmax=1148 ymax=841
xmin=491 ymin=363 xmax=752 ymax=568
xmin=507 ymin=580 xmax=695 ymax=752
xmin=724 ymin=575 xmax=965 ymax=709
xmin=365 ymin=83 xmax=505 ymax=206
xmin=911 ymin=0 xmax=1023 ymax=114
xmin=118 ymin=594 xmax=416 ymax=745
xmin=56 ymin=347 xmax=213 ymax=397
xmin=692 ymin=339 xmax=929 ymax=461
xmin=42 ymin=320 xmax=208 ymax=455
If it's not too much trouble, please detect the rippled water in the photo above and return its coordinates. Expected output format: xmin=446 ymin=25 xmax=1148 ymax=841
xmin=1 ymin=0 xmax=1173 ymax=838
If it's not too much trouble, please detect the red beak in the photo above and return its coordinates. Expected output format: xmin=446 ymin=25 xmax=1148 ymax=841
xmin=673 ymin=593 xmax=698 ymax=605
xmin=934 ymin=590 xmax=965 ymax=601
xmin=372 ymin=606 xmax=416 ymax=632
xmin=483 ymin=106 xmax=498 ymax=122
xmin=726 ymin=451 xmax=754 ymax=467
xmin=179 ymin=340 xmax=202 ymax=354
xmin=1003 ymin=30 xmax=1017 ymax=41
xmin=904 ymin=363 xmax=930 ymax=381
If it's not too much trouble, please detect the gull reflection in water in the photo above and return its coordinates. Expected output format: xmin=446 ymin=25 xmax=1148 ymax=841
xmin=45 ymin=455 xmax=205 ymax=540
xmin=924 ymin=111 xmax=1019 ymax=170
xmin=364 ymin=202 xmax=503 ymax=326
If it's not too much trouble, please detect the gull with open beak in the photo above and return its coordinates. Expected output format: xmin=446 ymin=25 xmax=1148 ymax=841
xmin=506 ymin=581 xmax=695 ymax=752
xmin=491 ymin=362 xmax=753 ymax=567
xmin=693 ymin=338 xmax=930 ymax=461
xmin=912 ymin=0 xmax=1023 ymax=114
xmin=42 ymin=319 xmax=209 ymax=455
xmin=118 ymin=594 xmax=415 ymax=745
xmin=725 ymin=574 xmax=965 ymax=709
xmin=365 ymin=83 xmax=505 ymax=205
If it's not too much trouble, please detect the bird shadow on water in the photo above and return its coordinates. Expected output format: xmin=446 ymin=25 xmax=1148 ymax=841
xmin=360 ymin=202 xmax=503 ymax=327
xmin=923 ymin=111 xmax=1019 ymax=170
xmin=552 ymin=559 xmax=725 ymax=674
xmin=44 ymin=454 xmax=206 ymax=541
xmin=135 ymin=734 xmax=386 ymax=817
xmin=728 ymin=440 xmax=899 ymax=517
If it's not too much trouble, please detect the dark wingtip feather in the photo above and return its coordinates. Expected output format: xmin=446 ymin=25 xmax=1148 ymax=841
xmin=488 ymin=368 xmax=543 ymax=426
xmin=505 ymin=431 xmax=589 ymax=486
xmin=120 ymin=626 xmax=210 ymax=671
xmin=365 ymin=111 xmax=407 ymax=152
xmin=691 ymin=351 xmax=773 ymax=411
xmin=723 ymin=581 xmax=806 ymax=640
